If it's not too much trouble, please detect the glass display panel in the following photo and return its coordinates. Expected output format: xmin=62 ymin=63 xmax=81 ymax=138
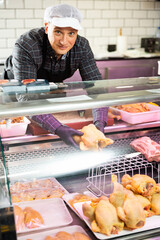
xmin=0 ymin=77 xmax=160 ymax=118
xmin=0 ymin=138 xmax=11 ymax=208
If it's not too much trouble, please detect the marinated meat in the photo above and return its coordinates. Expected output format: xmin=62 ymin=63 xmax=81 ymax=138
xmin=130 ymin=136 xmax=160 ymax=162
xmin=73 ymin=124 xmax=114 ymax=151
xmin=68 ymin=193 xmax=96 ymax=213
xmin=13 ymin=205 xmax=25 ymax=232
xmin=0 ymin=117 xmax=24 ymax=125
xmin=115 ymin=103 xmax=150 ymax=113
xmin=24 ymin=207 xmax=44 ymax=229
xmin=122 ymin=174 xmax=157 ymax=198
xmin=22 ymin=79 xmax=35 ymax=85
xmin=0 ymin=79 xmax=9 ymax=84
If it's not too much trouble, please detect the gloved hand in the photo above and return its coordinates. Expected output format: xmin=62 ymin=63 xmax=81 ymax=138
xmin=94 ymin=120 xmax=106 ymax=133
xmin=55 ymin=125 xmax=83 ymax=148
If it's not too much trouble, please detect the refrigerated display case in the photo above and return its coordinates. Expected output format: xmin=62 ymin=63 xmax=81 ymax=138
xmin=1 ymin=77 xmax=160 ymax=240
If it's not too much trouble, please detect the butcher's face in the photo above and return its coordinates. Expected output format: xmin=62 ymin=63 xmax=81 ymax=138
xmin=45 ymin=23 xmax=78 ymax=59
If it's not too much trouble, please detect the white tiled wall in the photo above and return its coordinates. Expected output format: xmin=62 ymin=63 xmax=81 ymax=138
xmin=0 ymin=0 xmax=160 ymax=59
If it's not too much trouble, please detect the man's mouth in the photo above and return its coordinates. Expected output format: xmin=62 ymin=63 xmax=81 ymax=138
xmin=59 ymin=45 xmax=68 ymax=50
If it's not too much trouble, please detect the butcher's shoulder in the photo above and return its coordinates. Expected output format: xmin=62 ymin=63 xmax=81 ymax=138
xmin=74 ymin=35 xmax=91 ymax=51
xmin=15 ymin=27 xmax=45 ymax=52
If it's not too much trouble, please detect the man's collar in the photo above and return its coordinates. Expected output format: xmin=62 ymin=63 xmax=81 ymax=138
xmin=61 ymin=52 xmax=69 ymax=60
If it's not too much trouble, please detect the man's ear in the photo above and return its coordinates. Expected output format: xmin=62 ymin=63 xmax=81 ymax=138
xmin=44 ymin=22 xmax=49 ymax=34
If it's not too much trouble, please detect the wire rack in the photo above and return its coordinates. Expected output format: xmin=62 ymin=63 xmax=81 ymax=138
xmin=86 ymin=153 xmax=160 ymax=197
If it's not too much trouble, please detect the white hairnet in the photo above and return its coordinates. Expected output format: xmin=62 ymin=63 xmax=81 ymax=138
xmin=44 ymin=4 xmax=83 ymax=30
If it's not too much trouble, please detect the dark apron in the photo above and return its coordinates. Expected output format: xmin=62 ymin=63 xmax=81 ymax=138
xmin=37 ymin=33 xmax=72 ymax=83
xmin=2 ymin=55 xmax=14 ymax=79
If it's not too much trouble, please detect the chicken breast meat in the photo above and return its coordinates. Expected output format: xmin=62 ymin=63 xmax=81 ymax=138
xmin=55 ymin=231 xmax=75 ymax=240
xmin=24 ymin=207 xmax=44 ymax=229
xmin=14 ymin=205 xmax=25 ymax=232
xmin=72 ymin=232 xmax=91 ymax=240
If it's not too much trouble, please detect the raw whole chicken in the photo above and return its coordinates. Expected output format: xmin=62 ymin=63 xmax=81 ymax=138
xmin=13 ymin=205 xmax=25 ymax=232
xmin=82 ymin=196 xmax=124 ymax=236
xmin=116 ymin=191 xmax=146 ymax=229
xmin=134 ymin=194 xmax=154 ymax=217
xmin=122 ymin=174 xmax=156 ymax=198
xmin=23 ymin=207 xmax=44 ymax=229
xmin=109 ymin=175 xmax=146 ymax=230
xmin=115 ymin=103 xmax=150 ymax=113
xmin=151 ymin=193 xmax=160 ymax=215
xmin=73 ymin=124 xmax=114 ymax=151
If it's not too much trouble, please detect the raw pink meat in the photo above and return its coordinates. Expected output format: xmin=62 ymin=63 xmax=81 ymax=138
xmin=130 ymin=136 xmax=160 ymax=162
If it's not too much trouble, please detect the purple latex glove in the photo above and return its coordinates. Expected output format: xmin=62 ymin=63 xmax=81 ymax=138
xmin=55 ymin=125 xmax=83 ymax=148
xmin=94 ymin=120 xmax=106 ymax=133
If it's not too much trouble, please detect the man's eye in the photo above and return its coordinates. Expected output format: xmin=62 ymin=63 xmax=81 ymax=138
xmin=55 ymin=30 xmax=61 ymax=34
xmin=69 ymin=32 xmax=75 ymax=36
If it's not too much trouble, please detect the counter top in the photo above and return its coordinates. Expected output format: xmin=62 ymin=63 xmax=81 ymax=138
xmin=0 ymin=51 xmax=160 ymax=65
xmin=94 ymin=48 xmax=160 ymax=61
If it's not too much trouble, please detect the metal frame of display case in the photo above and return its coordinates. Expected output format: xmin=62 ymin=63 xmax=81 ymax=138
xmin=1 ymin=77 xmax=160 ymax=240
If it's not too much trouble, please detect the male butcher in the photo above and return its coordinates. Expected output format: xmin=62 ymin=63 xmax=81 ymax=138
xmin=3 ymin=4 xmax=108 ymax=148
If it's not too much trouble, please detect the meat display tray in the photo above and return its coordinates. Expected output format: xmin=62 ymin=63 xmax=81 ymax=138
xmin=14 ymin=198 xmax=73 ymax=234
xmin=62 ymin=191 xmax=97 ymax=220
xmin=74 ymin=202 xmax=160 ymax=240
xmin=0 ymin=117 xmax=30 ymax=138
xmin=18 ymin=225 xmax=90 ymax=240
xmin=10 ymin=177 xmax=68 ymax=203
xmin=110 ymin=103 xmax=160 ymax=124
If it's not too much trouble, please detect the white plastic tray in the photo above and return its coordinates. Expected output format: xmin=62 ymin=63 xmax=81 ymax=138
xmin=62 ymin=192 xmax=97 ymax=220
xmin=110 ymin=103 xmax=160 ymax=124
xmin=74 ymin=201 xmax=160 ymax=240
xmin=18 ymin=225 xmax=90 ymax=240
xmin=0 ymin=117 xmax=30 ymax=138
xmin=14 ymin=198 xmax=72 ymax=234
xmin=10 ymin=177 xmax=69 ymax=203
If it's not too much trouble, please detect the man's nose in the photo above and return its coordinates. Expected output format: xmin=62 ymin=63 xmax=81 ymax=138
xmin=60 ymin=34 xmax=67 ymax=44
